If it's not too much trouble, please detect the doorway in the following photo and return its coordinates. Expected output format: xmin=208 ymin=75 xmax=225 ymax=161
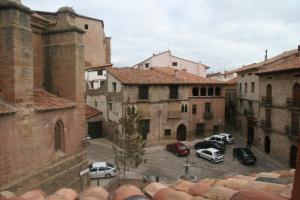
xmin=196 ymin=123 xmax=205 ymax=137
xmin=88 ymin=121 xmax=103 ymax=138
xmin=290 ymin=145 xmax=298 ymax=168
xmin=177 ymin=124 xmax=187 ymax=141
xmin=264 ymin=136 xmax=271 ymax=153
xmin=247 ymin=127 xmax=254 ymax=142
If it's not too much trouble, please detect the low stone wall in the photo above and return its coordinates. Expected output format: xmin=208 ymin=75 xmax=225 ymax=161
xmin=0 ymin=151 xmax=89 ymax=195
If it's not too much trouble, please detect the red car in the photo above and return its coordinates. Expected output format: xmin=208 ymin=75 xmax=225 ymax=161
xmin=166 ymin=142 xmax=190 ymax=156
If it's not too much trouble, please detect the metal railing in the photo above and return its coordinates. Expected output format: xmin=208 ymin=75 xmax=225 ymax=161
xmin=286 ymin=98 xmax=300 ymax=107
xmin=285 ymin=125 xmax=299 ymax=140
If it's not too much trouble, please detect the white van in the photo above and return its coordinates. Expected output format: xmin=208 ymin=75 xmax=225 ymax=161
xmin=89 ymin=162 xmax=118 ymax=178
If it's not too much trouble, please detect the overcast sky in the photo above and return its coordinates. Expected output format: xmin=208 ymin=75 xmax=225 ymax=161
xmin=23 ymin=0 xmax=300 ymax=72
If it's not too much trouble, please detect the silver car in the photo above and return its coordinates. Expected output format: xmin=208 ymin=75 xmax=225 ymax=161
xmin=89 ymin=162 xmax=118 ymax=178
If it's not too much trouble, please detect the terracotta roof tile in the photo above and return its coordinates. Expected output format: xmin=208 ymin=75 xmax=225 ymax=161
xmin=33 ymin=89 xmax=76 ymax=111
xmin=0 ymin=100 xmax=16 ymax=115
xmin=85 ymin=105 xmax=101 ymax=119
xmin=230 ymin=189 xmax=287 ymax=200
xmin=108 ymin=67 xmax=223 ymax=85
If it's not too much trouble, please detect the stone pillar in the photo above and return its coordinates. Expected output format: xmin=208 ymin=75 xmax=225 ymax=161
xmin=0 ymin=0 xmax=33 ymax=104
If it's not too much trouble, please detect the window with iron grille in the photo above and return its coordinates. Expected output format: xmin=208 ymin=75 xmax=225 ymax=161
xmin=172 ymin=62 xmax=177 ymax=66
xmin=165 ymin=129 xmax=171 ymax=136
xmin=140 ymin=119 xmax=150 ymax=140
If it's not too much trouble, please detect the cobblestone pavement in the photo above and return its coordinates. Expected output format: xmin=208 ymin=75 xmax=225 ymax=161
xmin=87 ymin=131 xmax=289 ymax=185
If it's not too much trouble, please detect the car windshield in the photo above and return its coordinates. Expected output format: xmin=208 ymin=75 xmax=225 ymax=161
xmin=215 ymin=151 xmax=223 ymax=156
xmin=106 ymin=163 xmax=114 ymax=168
xmin=178 ymin=145 xmax=188 ymax=150
xmin=241 ymin=149 xmax=254 ymax=157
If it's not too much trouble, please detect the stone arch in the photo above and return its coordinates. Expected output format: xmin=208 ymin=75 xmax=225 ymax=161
xmin=208 ymin=87 xmax=214 ymax=96
xmin=54 ymin=120 xmax=65 ymax=152
xmin=177 ymin=124 xmax=187 ymax=141
xmin=192 ymin=87 xmax=199 ymax=96
xmin=215 ymin=87 xmax=221 ymax=96
xmin=200 ymin=87 xmax=206 ymax=96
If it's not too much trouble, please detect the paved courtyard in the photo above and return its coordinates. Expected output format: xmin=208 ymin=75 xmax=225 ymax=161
xmin=87 ymin=132 xmax=288 ymax=186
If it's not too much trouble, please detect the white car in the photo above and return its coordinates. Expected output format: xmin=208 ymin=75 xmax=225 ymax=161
xmin=196 ymin=148 xmax=224 ymax=163
xmin=204 ymin=135 xmax=227 ymax=144
xmin=218 ymin=133 xmax=234 ymax=144
xmin=89 ymin=162 xmax=118 ymax=178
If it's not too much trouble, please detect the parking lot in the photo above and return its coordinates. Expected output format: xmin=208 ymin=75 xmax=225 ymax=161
xmin=87 ymin=134 xmax=288 ymax=185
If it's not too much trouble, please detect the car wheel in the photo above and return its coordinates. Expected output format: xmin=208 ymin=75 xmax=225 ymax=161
xmin=105 ymin=173 xmax=112 ymax=178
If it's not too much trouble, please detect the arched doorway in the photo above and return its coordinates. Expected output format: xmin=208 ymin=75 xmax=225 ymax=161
xmin=290 ymin=145 xmax=298 ymax=168
xmin=264 ymin=136 xmax=270 ymax=153
xmin=54 ymin=120 xmax=64 ymax=152
xmin=177 ymin=124 xmax=187 ymax=141
xmin=293 ymin=83 xmax=300 ymax=106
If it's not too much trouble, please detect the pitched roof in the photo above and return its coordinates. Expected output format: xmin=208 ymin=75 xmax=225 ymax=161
xmin=236 ymin=49 xmax=298 ymax=73
xmin=2 ymin=169 xmax=295 ymax=200
xmin=107 ymin=67 xmax=223 ymax=85
xmin=33 ymin=89 xmax=76 ymax=111
xmin=0 ymin=100 xmax=16 ymax=115
xmin=227 ymin=77 xmax=238 ymax=85
xmin=85 ymin=105 xmax=101 ymax=119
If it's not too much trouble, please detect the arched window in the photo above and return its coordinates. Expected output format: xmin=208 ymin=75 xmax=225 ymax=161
xmin=215 ymin=87 xmax=221 ymax=96
xmin=54 ymin=120 xmax=64 ymax=152
xmin=181 ymin=104 xmax=184 ymax=112
xmin=293 ymin=83 xmax=300 ymax=106
xmin=184 ymin=104 xmax=188 ymax=112
xmin=200 ymin=87 xmax=206 ymax=96
xmin=208 ymin=87 xmax=214 ymax=96
xmin=192 ymin=87 xmax=199 ymax=96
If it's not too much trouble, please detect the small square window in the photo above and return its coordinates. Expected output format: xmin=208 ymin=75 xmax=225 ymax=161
xmin=172 ymin=62 xmax=177 ymax=66
xmin=112 ymin=82 xmax=117 ymax=92
xmin=84 ymin=24 xmax=89 ymax=29
xmin=165 ymin=129 xmax=171 ymax=136
xmin=145 ymin=63 xmax=149 ymax=68
xmin=97 ymin=70 xmax=103 ymax=76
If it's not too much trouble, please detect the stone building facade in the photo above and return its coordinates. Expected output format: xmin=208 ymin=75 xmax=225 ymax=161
xmin=99 ymin=67 xmax=225 ymax=144
xmin=224 ymin=77 xmax=237 ymax=126
xmin=0 ymin=0 xmax=89 ymax=194
xmin=236 ymin=48 xmax=300 ymax=167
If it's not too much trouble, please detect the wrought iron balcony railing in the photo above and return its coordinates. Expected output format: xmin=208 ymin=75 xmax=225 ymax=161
xmin=285 ymin=125 xmax=299 ymax=140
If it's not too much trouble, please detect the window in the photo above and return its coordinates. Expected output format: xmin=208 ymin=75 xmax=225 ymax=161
xmin=112 ymin=82 xmax=117 ymax=92
xmin=140 ymin=119 xmax=150 ymax=140
xmin=215 ymin=87 xmax=221 ymax=96
xmin=200 ymin=87 xmax=206 ymax=96
xmin=138 ymin=85 xmax=149 ymax=100
xmin=97 ymin=70 xmax=103 ymax=76
xmin=192 ymin=87 xmax=199 ymax=96
xmin=90 ymin=168 xmax=97 ymax=172
xmin=184 ymin=104 xmax=188 ymax=112
xmin=145 ymin=63 xmax=150 ymax=68
xmin=84 ymin=24 xmax=89 ymax=29
xmin=241 ymin=74 xmax=244 ymax=77
xmin=239 ymin=83 xmax=242 ymax=93
xmin=205 ymin=103 xmax=211 ymax=113
xmin=54 ymin=120 xmax=64 ymax=152
xmin=108 ymin=103 xmax=112 ymax=110
xmin=181 ymin=104 xmax=184 ymax=112
xmin=95 ymin=100 xmax=97 ymax=107
xmin=251 ymin=82 xmax=255 ymax=93
xmin=165 ymin=129 xmax=171 ymax=136
xmin=244 ymin=83 xmax=247 ymax=93
xmin=192 ymin=105 xmax=197 ymax=114
xmin=248 ymin=73 xmax=252 ymax=76
xmin=208 ymin=87 xmax=214 ymax=96
xmin=169 ymin=85 xmax=179 ymax=99
xmin=172 ymin=62 xmax=177 ymax=66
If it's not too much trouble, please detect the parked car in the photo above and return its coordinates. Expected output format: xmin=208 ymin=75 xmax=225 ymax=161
xmin=89 ymin=162 xmax=118 ymax=178
xmin=233 ymin=148 xmax=257 ymax=165
xmin=194 ymin=141 xmax=226 ymax=153
xmin=218 ymin=133 xmax=234 ymax=144
xmin=204 ymin=135 xmax=227 ymax=145
xmin=196 ymin=148 xmax=224 ymax=163
xmin=166 ymin=142 xmax=190 ymax=156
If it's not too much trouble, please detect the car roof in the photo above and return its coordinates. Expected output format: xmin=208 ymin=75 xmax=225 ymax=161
xmin=92 ymin=162 xmax=107 ymax=167
xmin=205 ymin=148 xmax=219 ymax=153
xmin=219 ymin=133 xmax=230 ymax=136
xmin=212 ymin=134 xmax=226 ymax=138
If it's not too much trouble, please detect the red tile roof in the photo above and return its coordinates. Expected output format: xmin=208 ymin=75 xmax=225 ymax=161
xmin=85 ymin=105 xmax=101 ymax=119
xmin=237 ymin=49 xmax=298 ymax=73
xmin=226 ymin=77 xmax=238 ymax=85
xmin=33 ymin=89 xmax=76 ymax=111
xmin=107 ymin=67 xmax=223 ymax=85
xmin=0 ymin=100 xmax=16 ymax=115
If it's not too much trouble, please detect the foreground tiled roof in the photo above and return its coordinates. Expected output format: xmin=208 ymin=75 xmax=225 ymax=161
xmin=0 ymin=100 xmax=16 ymax=115
xmin=33 ymin=89 xmax=77 ymax=111
xmin=85 ymin=105 xmax=101 ymax=119
xmin=1 ymin=169 xmax=295 ymax=200
xmin=108 ymin=67 xmax=223 ymax=85
xmin=236 ymin=49 xmax=298 ymax=73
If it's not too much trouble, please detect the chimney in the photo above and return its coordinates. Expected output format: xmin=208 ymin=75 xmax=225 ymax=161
xmin=265 ymin=49 xmax=268 ymax=61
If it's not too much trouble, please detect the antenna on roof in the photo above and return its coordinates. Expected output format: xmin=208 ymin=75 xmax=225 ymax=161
xmin=265 ymin=49 xmax=268 ymax=61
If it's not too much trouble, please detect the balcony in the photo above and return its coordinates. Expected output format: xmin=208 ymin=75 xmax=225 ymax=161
xmin=285 ymin=125 xmax=299 ymax=141
xmin=203 ymin=111 xmax=213 ymax=120
xmin=286 ymin=98 xmax=300 ymax=108
xmin=244 ymin=108 xmax=254 ymax=118
xmin=260 ymin=119 xmax=272 ymax=132
xmin=261 ymin=97 xmax=272 ymax=107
